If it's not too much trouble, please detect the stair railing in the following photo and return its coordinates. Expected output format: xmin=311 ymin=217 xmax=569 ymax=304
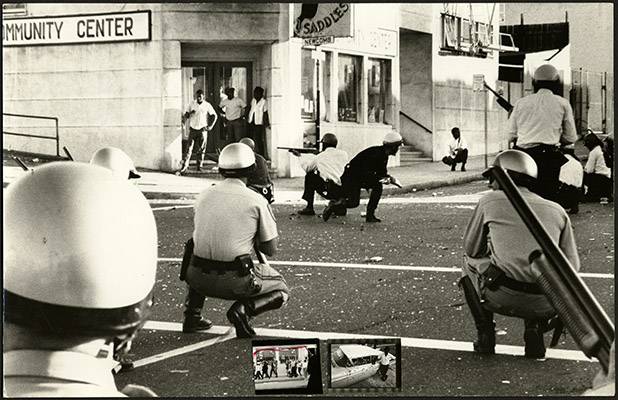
xmin=3 ymin=112 xmax=60 ymax=157
xmin=399 ymin=110 xmax=432 ymax=134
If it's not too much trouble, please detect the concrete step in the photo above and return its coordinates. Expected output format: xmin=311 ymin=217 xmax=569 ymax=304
xmin=400 ymin=151 xmax=426 ymax=158
xmin=399 ymin=157 xmax=433 ymax=164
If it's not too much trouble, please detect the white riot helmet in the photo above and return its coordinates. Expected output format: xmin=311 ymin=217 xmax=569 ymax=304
xmin=490 ymin=150 xmax=538 ymax=189
xmin=383 ymin=131 xmax=403 ymax=146
xmin=90 ymin=147 xmax=141 ymax=180
xmin=533 ymin=64 xmax=560 ymax=82
xmin=4 ymin=162 xmax=157 ymax=339
xmin=218 ymin=143 xmax=256 ymax=177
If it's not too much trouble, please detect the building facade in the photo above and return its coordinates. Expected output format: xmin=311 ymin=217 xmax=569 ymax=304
xmin=3 ymin=3 xmax=506 ymax=176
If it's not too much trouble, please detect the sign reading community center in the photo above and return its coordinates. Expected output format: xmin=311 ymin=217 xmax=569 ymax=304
xmin=293 ymin=3 xmax=352 ymax=38
xmin=2 ymin=10 xmax=151 ymax=46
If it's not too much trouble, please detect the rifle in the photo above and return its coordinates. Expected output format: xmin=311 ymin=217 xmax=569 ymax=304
xmin=483 ymin=83 xmax=514 ymax=113
xmin=278 ymin=146 xmax=318 ymax=154
xmin=484 ymin=166 xmax=614 ymax=372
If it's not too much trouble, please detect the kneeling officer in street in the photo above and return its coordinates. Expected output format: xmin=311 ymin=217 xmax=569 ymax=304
xmin=460 ymin=150 xmax=580 ymax=358
xmin=4 ymin=162 xmax=158 ymax=397
xmin=180 ymin=142 xmax=290 ymax=337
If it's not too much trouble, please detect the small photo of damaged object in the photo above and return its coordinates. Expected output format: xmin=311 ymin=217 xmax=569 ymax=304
xmin=252 ymin=338 xmax=322 ymax=395
xmin=329 ymin=338 xmax=401 ymax=391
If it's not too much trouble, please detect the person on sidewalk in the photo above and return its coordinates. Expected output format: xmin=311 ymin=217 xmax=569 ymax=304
xmin=507 ymin=64 xmax=578 ymax=203
xmin=240 ymin=137 xmax=274 ymax=204
xmin=247 ymin=86 xmax=270 ymax=158
xmin=180 ymin=89 xmax=218 ymax=173
xmin=378 ymin=347 xmax=391 ymax=381
xmin=180 ymin=143 xmax=290 ymax=337
xmin=582 ymin=132 xmax=613 ymax=203
xmin=557 ymin=144 xmax=584 ymax=214
xmin=290 ymin=133 xmax=349 ymax=216
xmin=4 ymin=163 xmax=158 ymax=397
xmin=442 ymin=127 xmax=468 ymax=171
xmin=460 ymin=150 xmax=580 ymax=359
xmin=220 ymin=87 xmax=246 ymax=144
xmin=326 ymin=131 xmax=403 ymax=223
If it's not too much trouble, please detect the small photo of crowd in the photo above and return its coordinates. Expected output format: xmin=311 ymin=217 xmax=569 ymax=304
xmin=252 ymin=338 xmax=322 ymax=395
xmin=328 ymin=338 xmax=401 ymax=391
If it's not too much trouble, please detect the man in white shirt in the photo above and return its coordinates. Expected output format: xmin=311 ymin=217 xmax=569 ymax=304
xmin=181 ymin=89 xmax=218 ymax=173
xmin=507 ymin=64 xmax=578 ymax=202
xmin=290 ymin=133 xmax=349 ymax=216
xmin=220 ymin=87 xmax=246 ymax=143
xmin=378 ymin=347 xmax=391 ymax=381
xmin=582 ymin=132 xmax=613 ymax=202
xmin=442 ymin=127 xmax=468 ymax=171
xmin=247 ymin=86 xmax=269 ymax=158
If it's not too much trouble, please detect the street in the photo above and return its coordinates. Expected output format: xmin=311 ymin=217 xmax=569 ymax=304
xmin=114 ymin=181 xmax=614 ymax=396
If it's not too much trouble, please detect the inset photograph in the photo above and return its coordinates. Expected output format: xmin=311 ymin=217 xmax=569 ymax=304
xmin=329 ymin=339 xmax=401 ymax=390
xmin=253 ymin=338 xmax=322 ymax=395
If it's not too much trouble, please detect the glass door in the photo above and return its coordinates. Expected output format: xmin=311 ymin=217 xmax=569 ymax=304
xmin=182 ymin=62 xmax=252 ymax=158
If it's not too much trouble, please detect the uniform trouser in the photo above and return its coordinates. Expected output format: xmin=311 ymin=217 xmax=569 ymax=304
xmin=462 ymin=256 xmax=555 ymax=320
xmin=516 ymin=145 xmax=567 ymax=203
xmin=182 ymin=127 xmax=207 ymax=167
xmin=226 ymin=118 xmax=246 ymax=143
xmin=185 ymin=262 xmax=290 ymax=301
xmin=583 ymin=173 xmax=613 ymax=201
xmin=342 ymin=180 xmax=383 ymax=215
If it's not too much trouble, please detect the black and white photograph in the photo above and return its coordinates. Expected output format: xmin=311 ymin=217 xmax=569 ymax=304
xmin=3 ymin=2 xmax=614 ymax=398
xmin=253 ymin=339 xmax=322 ymax=395
xmin=329 ymin=339 xmax=401 ymax=390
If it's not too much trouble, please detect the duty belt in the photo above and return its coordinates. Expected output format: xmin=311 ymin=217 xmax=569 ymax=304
xmin=191 ymin=255 xmax=251 ymax=276
xmin=484 ymin=264 xmax=544 ymax=295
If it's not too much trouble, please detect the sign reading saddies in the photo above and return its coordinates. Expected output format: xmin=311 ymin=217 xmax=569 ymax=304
xmin=293 ymin=3 xmax=352 ymax=38
xmin=2 ymin=10 xmax=150 ymax=46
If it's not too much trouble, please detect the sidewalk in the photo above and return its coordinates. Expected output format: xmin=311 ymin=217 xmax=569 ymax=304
xmin=2 ymin=153 xmax=490 ymax=200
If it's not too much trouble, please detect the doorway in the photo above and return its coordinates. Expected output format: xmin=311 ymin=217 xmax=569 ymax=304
xmin=181 ymin=62 xmax=253 ymax=158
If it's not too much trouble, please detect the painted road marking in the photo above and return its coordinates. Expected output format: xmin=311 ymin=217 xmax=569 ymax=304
xmin=130 ymin=324 xmax=236 ymax=368
xmin=140 ymin=321 xmax=597 ymax=364
xmin=149 ymin=191 xmax=490 ymax=208
xmin=156 ymin=258 xmax=614 ymax=279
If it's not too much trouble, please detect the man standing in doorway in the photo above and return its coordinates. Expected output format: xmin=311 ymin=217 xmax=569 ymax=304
xmin=180 ymin=89 xmax=218 ymax=174
xmin=220 ymin=87 xmax=246 ymax=144
xmin=247 ymin=86 xmax=270 ymax=158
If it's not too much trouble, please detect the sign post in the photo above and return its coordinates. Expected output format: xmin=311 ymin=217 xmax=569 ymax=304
xmin=295 ymin=3 xmax=352 ymax=152
xmin=473 ymin=74 xmax=488 ymax=168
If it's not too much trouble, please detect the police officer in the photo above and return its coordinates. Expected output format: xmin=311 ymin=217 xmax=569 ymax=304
xmin=328 ymin=131 xmax=403 ymax=223
xmin=181 ymin=143 xmax=289 ymax=337
xmin=507 ymin=63 xmax=578 ymax=202
xmin=290 ymin=133 xmax=349 ymax=216
xmin=4 ymin=162 xmax=158 ymax=396
xmin=239 ymin=137 xmax=274 ymax=204
xmin=460 ymin=150 xmax=580 ymax=358
xmin=90 ymin=146 xmax=141 ymax=180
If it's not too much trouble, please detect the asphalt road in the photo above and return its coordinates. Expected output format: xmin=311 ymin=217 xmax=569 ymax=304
xmin=115 ymin=181 xmax=614 ymax=397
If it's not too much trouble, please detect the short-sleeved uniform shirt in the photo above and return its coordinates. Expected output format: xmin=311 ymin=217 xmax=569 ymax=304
xmin=193 ymin=178 xmax=277 ymax=261
xmin=463 ymin=187 xmax=580 ymax=283
xmin=4 ymin=349 xmax=126 ymax=397
xmin=506 ymin=88 xmax=578 ymax=148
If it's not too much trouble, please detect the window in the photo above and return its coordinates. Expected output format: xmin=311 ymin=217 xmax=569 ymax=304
xmin=367 ymin=58 xmax=391 ymax=124
xmin=337 ymin=54 xmax=361 ymax=123
xmin=300 ymin=49 xmax=315 ymax=120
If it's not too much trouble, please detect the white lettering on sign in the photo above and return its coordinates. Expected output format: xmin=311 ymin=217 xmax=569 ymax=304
xmin=293 ymin=3 xmax=352 ymax=38
xmin=2 ymin=10 xmax=150 ymax=46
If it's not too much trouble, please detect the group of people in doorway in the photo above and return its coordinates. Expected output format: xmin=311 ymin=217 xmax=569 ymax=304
xmin=3 ymin=63 xmax=614 ymax=397
xmin=179 ymin=86 xmax=270 ymax=174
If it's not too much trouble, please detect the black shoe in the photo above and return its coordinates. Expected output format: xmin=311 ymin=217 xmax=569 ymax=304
xmin=182 ymin=317 xmax=213 ymax=333
xmin=366 ymin=214 xmax=381 ymax=223
xmin=568 ymin=204 xmax=579 ymax=214
xmin=524 ymin=322 xmax=546 ymax=358
xmin=451 ymin=164 xmax=456 ymax=172
xmin=227 ymin=302 xmax=256 ymax=338
xmin=322 ymin=205 xmax=334 ymax=221
xmin=473 ymin=330 xmax=496 ymax=354
xmin=461 ymin=165 xmax=466 ymax=172
xmin=298 ymin=207 xmax=315 ymax=216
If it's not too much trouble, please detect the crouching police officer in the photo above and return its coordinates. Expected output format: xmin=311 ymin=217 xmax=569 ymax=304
xmin=460 ymin=150 xmax=580 ymax=358
xmin=4 ymin=162 xmax=158 ymax=397
xmin=181 ymin=142 xmax=289 ymax=337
